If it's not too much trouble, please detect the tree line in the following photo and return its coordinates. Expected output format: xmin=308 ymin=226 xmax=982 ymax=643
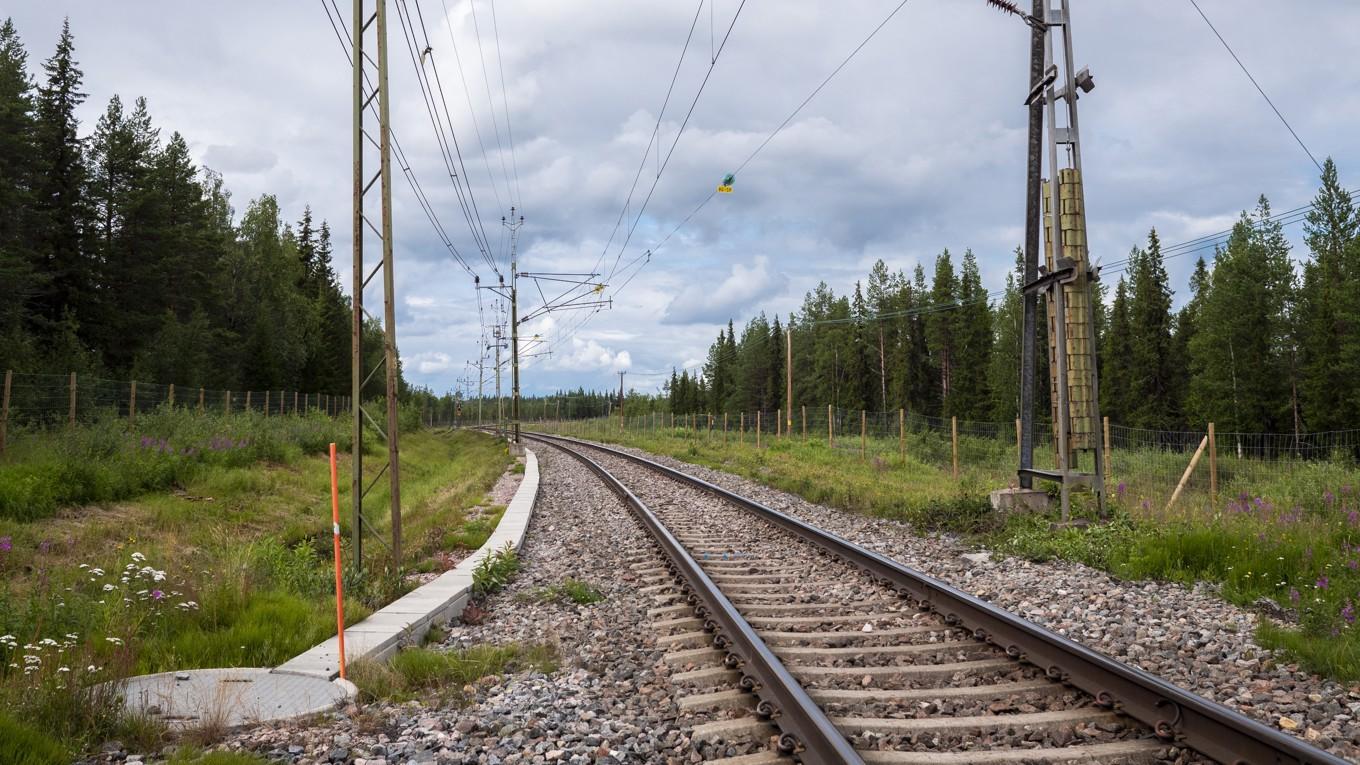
xmin=0 ymin=17 xmax=397 ymax=397
xmin=676 ymin=160 xmax=1359 ymax=436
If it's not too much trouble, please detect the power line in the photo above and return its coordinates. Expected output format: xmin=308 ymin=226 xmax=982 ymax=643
xmin=602 ymin=0 xmax=749 ymax=285
xmin=436 ymin=0 xmax=507 ymax=216
xmin=1185 ymin=0 xmax=1322 ymax=174
xmin=320 ymin=0 xmax=480 ymax=280
xmin=467 ymin=0 xmax=516 ymax=210
xmin=488 ymin=0 xmax=523 ymax=208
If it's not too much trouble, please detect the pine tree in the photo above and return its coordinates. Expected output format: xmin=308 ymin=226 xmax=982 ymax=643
xmin=845 ymin=282 xmax=872 ymax=411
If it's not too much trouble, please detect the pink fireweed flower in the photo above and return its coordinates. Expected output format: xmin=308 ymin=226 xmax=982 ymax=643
xmin=150 ymin=590 xmax=164 ymax=600
xmin=1316 ymin=575 xmax=1330 ymax=590
xmin=0 ymin=537 xmax=11 ymax=553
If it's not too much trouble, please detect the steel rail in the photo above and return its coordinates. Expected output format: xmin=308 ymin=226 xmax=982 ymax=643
xmin=526 ymin=431 xmax=1347 ymax=765
xmin=526 ymin=434 xmax=864 ymax=764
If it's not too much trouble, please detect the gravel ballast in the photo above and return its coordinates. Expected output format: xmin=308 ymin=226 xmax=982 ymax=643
xmin=593 ymin=439 xmax=1360 ymax=760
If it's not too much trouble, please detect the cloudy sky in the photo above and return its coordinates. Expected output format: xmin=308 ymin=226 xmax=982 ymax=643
xmin=9 ymin=1 xmax=1359 ymax=396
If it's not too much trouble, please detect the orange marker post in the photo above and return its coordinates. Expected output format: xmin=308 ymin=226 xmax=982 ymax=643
xmin=329 ymin=442 xmax=347 ymax=679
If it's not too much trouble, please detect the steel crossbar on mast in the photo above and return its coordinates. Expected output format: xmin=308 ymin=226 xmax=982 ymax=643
xmin=351 ymin=0 xmax=402 ymax=570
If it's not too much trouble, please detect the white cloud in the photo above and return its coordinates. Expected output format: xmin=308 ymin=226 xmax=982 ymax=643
xmin=663 ymin=256 xmax=789 ymax=325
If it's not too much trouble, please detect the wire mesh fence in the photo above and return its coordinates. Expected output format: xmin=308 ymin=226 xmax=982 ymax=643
xmin=0 ymin=370 xmax=350 ymax=453
xmin=530 ymin=403 xmax=1360 ymax=514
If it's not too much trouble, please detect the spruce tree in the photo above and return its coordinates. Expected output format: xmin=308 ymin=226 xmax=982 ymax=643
xmin=1100 ymin=277 xmax=1133 ymax=424
xmin=953 ymin=249 xmax=992 ymax=419
xmin=927 ymin=250 xmax=958 ymax=416
xmin=988 ymin=249 xmax=1023 ymax=421
xmin=1297 ymin=158 xmax=1359 ymax=431
xmin=0 ymin=18 xmax=39 ymax=360
xmin=1124 ymin=229 xmax=1179 ymax=428
xmin=31 ymin=18 xmax=88 ymax=331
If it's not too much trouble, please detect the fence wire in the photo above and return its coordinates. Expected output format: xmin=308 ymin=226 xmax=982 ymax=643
xmin=0 ymin=371 xmax=350 ymax=453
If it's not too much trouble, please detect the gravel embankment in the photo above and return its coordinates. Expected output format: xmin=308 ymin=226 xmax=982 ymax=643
xmin=211 ymin=448 xmax=716 ymax=764
xmin=595 ymin=440 xmax=1360 ymax=760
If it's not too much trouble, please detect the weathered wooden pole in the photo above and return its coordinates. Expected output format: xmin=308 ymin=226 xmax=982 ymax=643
xmin=1102 ymin=416 xmax=1112 ymax=477
xmin=860 ymin=410 xmax=866 ymax=460
xmin=168 ymin=383 xmax=175 ymax=408
xmin=951 ymin=415 xmax=960 ymax=480
xmin=1 ymin=370 xmax=10 ymax=453
xmin=757 ymin=410 xmax=762 ymax=448
xmin=1207 ymin=421 xmax=1218 ymax=504
xmin=246 ymin=390 xmax=252 ymax=411
xmin=69 ymin=372 xmax=77 ymax=428
xmin=900 ymin=408 xmax=906 ymax=461
xmin=740 ymin=412 xmax=745 ymax=445
xmin=827 ymin=404 xmax=834 ymax=447
xmin=128 ymin=380 xmax=136 ymax=427
xmin=1166 ymin=435 xmax=1209 ymax=515
xmin=801 ymin=405 xmax=806 ymax=440
xmin=199 ymin=387 xmax=205 ymax=413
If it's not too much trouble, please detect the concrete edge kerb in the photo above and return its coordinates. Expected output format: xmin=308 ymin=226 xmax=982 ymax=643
xmin=274 ymin=446 xmax=539 ymax=682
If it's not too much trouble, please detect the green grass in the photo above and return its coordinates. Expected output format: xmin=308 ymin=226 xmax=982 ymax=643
xmin=348 ymin=643 xmax=557 ymax=704
xmin=166 ymin=748 xmax=271 ymax=765
xmin=524 ymin=578 xmax=604 ymax=605
xmin=0 ymin=417 xmax=512 ymax=756
xmin=0 ymin=712 xmax=69 ymax=765
xmin=545 ymin=418 xmax=1360 ymax=680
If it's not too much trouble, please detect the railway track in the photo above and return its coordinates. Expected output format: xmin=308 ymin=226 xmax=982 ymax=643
xmin=522 ymin=431 xmax=1346 ymax=765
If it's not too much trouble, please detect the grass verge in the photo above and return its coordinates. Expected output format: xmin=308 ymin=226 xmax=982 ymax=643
xmin=0 ymin=416 xmax=511 ymax=755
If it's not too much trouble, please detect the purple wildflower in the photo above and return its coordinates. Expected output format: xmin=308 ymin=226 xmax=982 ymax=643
xmin=0 ymin=536 xmax=10 ymax=553
xmin=1317 ymin=575 xmax=1330 ymax=590
xmin=1343 ymin=602 xmax=1356 ymax=625
xmin=1116 ymin=482 xmax=1127 ymax=500
xmin=1349 ymin=510 xmax=1359 ymax=527
xmin=39 ymin=540 xmax=51 ymax=554
xmin=1348 ymin=559 xmax=1359 ymax=571
xmin=1325 ymin=490 xmax=1337 ymax=507
xmin=150 ymin=589 xmax=164 ymax=600
xmin=1140 ymin=499 xmax=1151 ymax=512
xmin=1289 ymin=588 xmax=1301 ymax=604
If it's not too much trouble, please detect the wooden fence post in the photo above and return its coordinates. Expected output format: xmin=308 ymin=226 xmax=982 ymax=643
xmin=776 ymin=408 xmax=781 ymax=438
xmin=900 ymin=408 xmax=906 ymax=462
xmin=860 ymin=410 xmax=866 ymax=460
xmin=757 ymin=411 xmax=762 ymax=448
xmin=198 ymin=387 xmax=205 ymax=413
xmin=951 ymin=416 xmax=960 ymax=480
xmin=225 ymin=390 xmax=231 ymax=414
xmin=69 ymin=372 xmax=77 ymax=428
xmin=1166 ymin=435 xmax=1209 ymax=515
xmin=1207 ymin=421 xmax=1218 ymax=504
xmin=128 ymin=380 xmax=136 ymax=427
xmin=246 ymin=391 xmax=252 ymax=411
xmin=265 ymin=390 xmax=271 ymax=415
xmin=1102 ymin=416 xmax=1112 ymax=477
xmin=1 ymin=369 xmax=11 ymax=453
xmin=740 ymin=412 xmax=745 ymax=445
xmin=168 ymin=383 xmax=175 ymax=408
xmin=723 ymin=412 xmax=728 ymax=443
xmin=294 ymin=390 xmax=299 ymax=414
xmin=827 ymin=404 xmax=833 ymax=447
xmin=801 ymin=405 xmax=806 ymax=440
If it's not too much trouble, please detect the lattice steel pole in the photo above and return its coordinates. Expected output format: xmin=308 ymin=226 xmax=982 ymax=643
xmin=351 ymin=0 xmax=402 ymax=569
